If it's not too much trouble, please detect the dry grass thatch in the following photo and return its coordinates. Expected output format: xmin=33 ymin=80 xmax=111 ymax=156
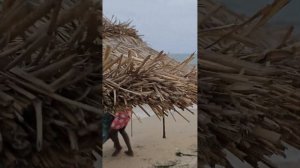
xmin=0 ymin=0 xmax=101 ymax=167
xmin=199 ymin=0 xmax=300 ymax=167
xmin=103 ymin=18 xmax=197 ymax=116
xmin=103 ymin=46 xmax=197 ymax=119
xmin=103 ymin=17 xmax=141 ymax=40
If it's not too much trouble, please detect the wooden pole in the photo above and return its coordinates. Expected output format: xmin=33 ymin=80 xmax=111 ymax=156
xmin=131 ymin=111 xmax=133 ymax=137
xmin=163 ymin=115 xmax=166 ymax=138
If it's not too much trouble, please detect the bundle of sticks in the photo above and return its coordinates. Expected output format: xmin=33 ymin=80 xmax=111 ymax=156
xmin=199 ymin=0 xmax=300 ymax=167
xmin=0 ymin=0 xmax=101 ymax=167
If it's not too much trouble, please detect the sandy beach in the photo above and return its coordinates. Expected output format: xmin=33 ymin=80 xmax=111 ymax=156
xmin=205 ymin=144 xmax=300 ymax=168
xmin=102 ymin=106 xmax=197 ymax=168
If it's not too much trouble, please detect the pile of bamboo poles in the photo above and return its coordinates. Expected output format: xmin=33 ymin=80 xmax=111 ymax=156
xmin=0 ymin=0 xmax=101 ymax=167
xmin=199 ymin=0 xmax=300 ymax=167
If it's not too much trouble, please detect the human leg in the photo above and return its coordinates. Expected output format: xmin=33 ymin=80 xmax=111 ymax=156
xmin=109 ymin=129 xmax=122 ymax=156
xmin=119 ymin=127 xmax=134 ymax=156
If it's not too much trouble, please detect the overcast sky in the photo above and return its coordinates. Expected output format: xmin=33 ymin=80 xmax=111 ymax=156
xmin=103 ymin=0 xmax=197 ymax=54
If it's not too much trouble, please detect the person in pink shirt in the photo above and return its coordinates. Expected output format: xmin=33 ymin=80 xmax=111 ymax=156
xmin=109 ymin=105 xmax=134 ymax=157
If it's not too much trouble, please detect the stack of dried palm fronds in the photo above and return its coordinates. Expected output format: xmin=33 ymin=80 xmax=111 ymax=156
xmin=199 ymin=0 xmax=300 ymax=167
xmin=103 ymin=18 xmax=197 ymax=117
xmin=0 ymin=0 xmax=101 ymax=167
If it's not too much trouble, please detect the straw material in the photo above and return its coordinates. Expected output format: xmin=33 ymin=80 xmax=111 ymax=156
xmin=199 ymin=0 xmax=300 ymax=167
xmin=103 ymin=46 xmax=197 ymax=118
xmin=103 ymin=18 xmax=197 ymax=116
xmin=0 ymin=1 xmax=196 ymax=167
xmin=0 ymin=0 xmax=101 ymax=167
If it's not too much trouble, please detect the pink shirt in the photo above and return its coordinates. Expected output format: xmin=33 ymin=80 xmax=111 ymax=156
xmin=111 ymin=108 xmax=132 ymax=129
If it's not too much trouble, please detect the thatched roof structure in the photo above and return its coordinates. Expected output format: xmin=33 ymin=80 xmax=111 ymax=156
xmin=0 ymin=0 xmax=196 ymax=167
xmin=199 ymin=0 xmax=300 ymax=167
xmin=103 ymin=18 xmax=197 ymax=117
xmin=103 ymin=18 xmax=196 ymax=76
